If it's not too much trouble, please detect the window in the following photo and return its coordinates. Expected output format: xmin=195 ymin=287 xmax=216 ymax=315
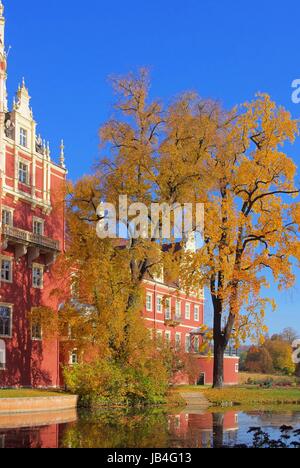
xmin=146 ymin=294 xmax=153 ymax=312
xmin=194 ymin=305 xmax=200 ymax=322
xmin=156 ymin=296 xmax=163 ymax=314
xmin=194 ymin=336 xmax=200 ymax=353
xmin=185 ymin=303 xmax=191 ymax=320
xmin=33 ymin=219 xmax=44 ymax=236
xmin=235 ymin=363 xmax=239 ymax=373
xmin=1 ymin=258 xmax=12 ymax=283
xmin=175 ymin=416 xmax=181 ymax=429
xmin=185 ymin=334 xmax=191 ymax=353
xmin=70 ymin=277 xmax=79 ymax=299
xmin=175 ymin=301 xmax=181 ymax=319
xmin=175 ymin=332 xmax=181 ymax=351
xmin=18 ymin=161 xmax=29 ymax=184
xmin=70 ymin=350 xmax=78 ymax=365
xmin=165 ymin=298 xmax=171 ymax=320
xmin=20 ymin=128 xmax=27 ymax=147
xmin=32 ymin=265 xmax=43 ymax=289
xmin=165 ymin=330 xmax=171 ymax=345
xmin=0 ymin=306 xmax=11 ymax=337
xmin=32 ymin=321 xmax=42 ymax=341
xmin=0 ymin=340 xmax=6 ymax=370
xmin=2 ymin=209 xmax=13 ymax=227
xmin=156 ymin=330 xmax=163 ymax=342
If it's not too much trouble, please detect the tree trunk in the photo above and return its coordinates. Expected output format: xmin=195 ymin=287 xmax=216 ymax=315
xmin=212 ymin=412 xmax=224 ymax=448
xmin=213 ymin=336 xmax=225 ymax=388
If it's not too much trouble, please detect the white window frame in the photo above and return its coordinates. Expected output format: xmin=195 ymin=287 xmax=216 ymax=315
xmin=20 ymin=127 xmax=28 ymax=147
xmin=1 ymin=206 xmax=14 ymax=227
xmin=165 ymin=298 xmax=171 ymax=320
xmin=185 ymin=334 xmax=191 ymax=353
xmin=33 ymin=217 xmax=45 ymax=236
xmin=235 ymin=363 xmax=239 ymax=373
xmin=0 ymin=340 xmax=6 ymax=370
xmin=156 ymin=296 xmax=163 ymax=314
xmin=1 ymin=257 xmax=13 ymax=284
xmin=175 ymin=332 xmax=181 ymax=350
xmin=185 ymin=302 xmax=191 ymax=320
xmin=194 ymin=305 xmax=200 ymax=322
xmin=146 ymin=293 xmax=153 ymax=312
xmin=175 ymin=300 xmax=181 ymax=319
xmin=0 ymin=304 xmax=13 ymax=338
xmin=32 ymin=264 xmax=44 ymax=289
xmin=165 ymin=330 xmax=171 ymax=345
xmin=18 ymin=160 xmax=30 ymax=185
xmin=69 ymin=350 xmax=79 ymax=365
xmin=31 ymin=320 xmax=43 ymax=341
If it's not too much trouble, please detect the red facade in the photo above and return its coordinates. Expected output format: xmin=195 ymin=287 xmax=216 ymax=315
xmin=0 ymin=4 xmax=66 ymax=387
xmin=142 ymin=279 xmax=239 ymax=386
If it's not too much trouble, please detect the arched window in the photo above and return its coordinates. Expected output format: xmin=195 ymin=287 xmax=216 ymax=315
xmin=0 ymin=340 xmax=6 ymax=370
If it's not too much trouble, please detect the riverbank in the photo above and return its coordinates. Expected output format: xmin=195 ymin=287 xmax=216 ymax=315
xmin=0 ymin=390 xmax=78 ymax=414
xmin=0 ymin=389 xmax=67 ymax=399
xmin=174 ymin=385 xmax=300 ymax=407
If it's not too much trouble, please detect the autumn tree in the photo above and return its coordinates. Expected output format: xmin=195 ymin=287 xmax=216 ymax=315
xmin=265 ymin=339 xmax=296 ymax=375
xmin=169 ymin=93 xmax=300 ymax=387
xmin=50 ymin=71 xmax=300 ymax=391
xmin=244 ymin=346 xmax=274 ymax=374
xmin=279 ymin=327 xmax=299 ymax=344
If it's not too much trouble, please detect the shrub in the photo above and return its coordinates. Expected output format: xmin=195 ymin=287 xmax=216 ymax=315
xmin=64 ymin=357 xmax=169 ymax=407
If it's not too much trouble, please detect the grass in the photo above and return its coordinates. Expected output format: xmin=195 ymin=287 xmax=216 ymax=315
xmin=239 ymin=372 xmax=299 ymax=385
xmin=0 ymin=389 xmax=68 ymax=399
xmin=201 ymin=386 xmax=300 ymax=406
xmin=173 ymin=384 xmax=300 ymax=407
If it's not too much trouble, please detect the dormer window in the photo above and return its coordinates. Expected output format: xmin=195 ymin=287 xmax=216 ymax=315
xmin=20 ymin=128 xmax=28 ymax=147
xmin=18 ymin=161 xmax=29 ymax=185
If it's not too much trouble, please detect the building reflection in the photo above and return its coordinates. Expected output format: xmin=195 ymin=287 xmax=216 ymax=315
xmin=0 ymin=409 xmax=77 ymax=449
xmin=168 ymin=410 xmax=239 ymax=448
xmin=0 ymin=408 xmax=239 ymax=448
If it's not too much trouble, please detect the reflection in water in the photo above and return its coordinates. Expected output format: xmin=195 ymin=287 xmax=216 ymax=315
xmin=0 ymin=407 xmax=300 ymax=448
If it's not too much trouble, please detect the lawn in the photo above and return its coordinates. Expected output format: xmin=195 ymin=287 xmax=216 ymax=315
xmin=173 ymin=384 xmax=300 ymax=406
xmin=0 ymin=389 xmax=67 ymax=399
xmin=202 ymin=387 xmax=300 ymax=406
xmin=239 ymin=372 xmax=299 ymax=386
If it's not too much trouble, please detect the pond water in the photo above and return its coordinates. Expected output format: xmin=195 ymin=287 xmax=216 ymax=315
xmin=0 ymin=407 xmax=300 ymax=448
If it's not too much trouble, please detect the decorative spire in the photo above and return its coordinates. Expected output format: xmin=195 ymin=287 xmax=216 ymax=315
xmin=60 ymin=139 xmax=66 ymax=168
xmin=14 ymin=77 xmax=33 ymax=119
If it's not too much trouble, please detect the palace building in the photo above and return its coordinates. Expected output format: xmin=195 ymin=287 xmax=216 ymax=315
xmin=0 ymin=2 xmax=67 ymax=387
xmin=141 ymin=239 xmax=239 ymax=386
xmin=0 ymin=3 xmax=238 ymax=388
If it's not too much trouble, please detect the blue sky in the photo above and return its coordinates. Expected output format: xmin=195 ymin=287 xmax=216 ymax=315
xmin=4 ymin=0 xmax=300 ymax=335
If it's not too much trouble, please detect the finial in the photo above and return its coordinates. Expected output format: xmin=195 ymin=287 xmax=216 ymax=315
xmin=60 ymin=139 xmax=66 ymax=168
xmin=0 ymin=1 xmax=4 ymax=18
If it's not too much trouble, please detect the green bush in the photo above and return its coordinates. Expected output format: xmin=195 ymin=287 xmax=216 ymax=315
xmin=63 ymin=358 xmax=169 ymax=407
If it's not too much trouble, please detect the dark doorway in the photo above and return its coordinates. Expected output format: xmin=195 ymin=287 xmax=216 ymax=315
xmin=197 ymin=373 xmax=205 ymax=386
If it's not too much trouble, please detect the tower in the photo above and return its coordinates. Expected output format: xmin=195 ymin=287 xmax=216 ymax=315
xmin=0 ymin=2 xmax=68 ymax=388
xmin=0 ymin=0 xmax=6 ymax=176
